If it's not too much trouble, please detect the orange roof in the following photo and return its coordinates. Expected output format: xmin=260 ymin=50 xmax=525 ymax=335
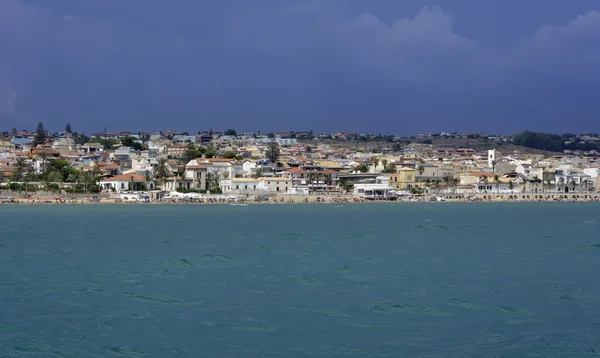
xmin=101 ymin=174 xmax=146 ymax=182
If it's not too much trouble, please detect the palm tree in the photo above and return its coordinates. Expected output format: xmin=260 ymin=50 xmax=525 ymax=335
xmin=13 ymin=157 xmax=27 ymax=182
xmin=38 ymin=151 xmax=48 ymax=175
xmin=46 ymin=171 xmax=63 ymax=193
xmin=381 ymin=159 xmax=388 ymax=173
xmin=155 ymin=158 xmax=169 ymax=190
xmin=558 ymin=177 xmax=565 ymax=192
xmin=493 ymin=175 xmax=500 ymax=193
xmin=417 ymin=165 xmax=425 ymax=177
xmin=569 ymin=180 xmax=577 ymax=193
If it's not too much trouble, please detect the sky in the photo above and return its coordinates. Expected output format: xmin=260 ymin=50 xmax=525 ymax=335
xmin=0 ymin=0 xmax=599 ymax=135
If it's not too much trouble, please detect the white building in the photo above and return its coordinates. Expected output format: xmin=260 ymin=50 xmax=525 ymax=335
xmin=352 ymin=176 xmax=396 ymax=200
xmin=99 ymin=174 xmax=155 ymax=193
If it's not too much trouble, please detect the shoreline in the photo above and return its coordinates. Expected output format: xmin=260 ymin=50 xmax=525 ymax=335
xmin=2 ymin=197 xmax=599 ymax=205
xmin=2 ymin=191 xmax=599 ymax=205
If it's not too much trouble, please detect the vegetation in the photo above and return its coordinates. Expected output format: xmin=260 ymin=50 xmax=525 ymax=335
xmin=32 ymin=122 xmax=47 ymax=147
xmin=121 ymin=136 xmax=144 ymax=151
xmin=512 ymin=131 xmax=600 ymax=153
xmin=265 ymin=140 xmax=280 ymax=164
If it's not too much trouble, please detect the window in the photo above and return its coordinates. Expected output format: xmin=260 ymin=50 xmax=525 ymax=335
xmin=276 ymin=187 xmax=280 ymax=192
xmin=236 ymin=185 xmax=239 ymax=189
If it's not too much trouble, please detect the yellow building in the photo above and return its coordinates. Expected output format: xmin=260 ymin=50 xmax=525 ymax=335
xmin=0 ymin=139 xmax=15 ymax=152
xmin=388 ymin=167 xmax=416 ymax=190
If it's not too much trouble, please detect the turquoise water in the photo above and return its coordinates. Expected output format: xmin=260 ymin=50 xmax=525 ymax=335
xmin=1 ymin=203 xmax=600 ymax=357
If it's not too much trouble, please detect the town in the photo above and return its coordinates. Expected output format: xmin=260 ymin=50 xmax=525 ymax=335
xmin=1 ymin=123 xmax=599 ymax=203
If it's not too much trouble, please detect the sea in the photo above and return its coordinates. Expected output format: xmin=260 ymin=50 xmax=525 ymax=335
xmin=1 ymin=203 xmax=600 ymax=357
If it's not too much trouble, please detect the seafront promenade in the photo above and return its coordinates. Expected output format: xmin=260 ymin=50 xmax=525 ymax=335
xmin=1 ymin=190 xmax=599 ymax=204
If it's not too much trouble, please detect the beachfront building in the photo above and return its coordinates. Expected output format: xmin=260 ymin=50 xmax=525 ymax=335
xmin=185 ymin=158 xmax=243 ymax=191
xmin=219 ymin=177 xmax=291 ymax=194
xmin=352 ymin=176 xmax=396 ymax=200
xmin=257 ymin=177 xmax=291 ymax=192
xmin=279 ymin=167 xmax=339 ymax=193
xmin=220 ymin=178 xmax=259 ymax=193
xmin=388 ymin=167 xmax=416 ymax=191
xmin=99 ymin=174 xmax=155 ymax=193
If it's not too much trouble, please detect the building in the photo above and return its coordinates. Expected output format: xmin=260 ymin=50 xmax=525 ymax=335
xmin=353 ymin=176 xmax=396 ymax=200
xmin=99 ymin=174 xmax=155 ymax=193
xmin=185 ymin=158 xmax=243 ymax=191
xmin=388 ymin=167 xmax=416 ymax=191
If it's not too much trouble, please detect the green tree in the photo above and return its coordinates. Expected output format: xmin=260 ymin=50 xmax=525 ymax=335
xmin=339 ymin=178 xmax=354 ymax=193
xmin=65 ymin=123 xmax=72 ymax=134
xmin=13 ymin=157 xmax=28 ymax=181
xmin=155 ymin=158 xmax=169 ymax=189
xmin=224 ymin=129 xmax=237 ymax=136
xmin=32 ymin=122 xmax=47 ymax=147
xmin=252 ymin=168 xmax=263 ymax=179
xmin=493 ymin=175 xmax=500 ymax=193
xmin=382 ymin=162 xmax=397 ymax=174
xmin=354 ymin=163 xmax=369 ymax=173
xmin=204 ymin=148 xmax=217 ymax=158
xmin=265 ymin=141 xmax=280 ymax=164
xmin=223 ymin=151 xmax=237 ymax=159
xmin=121 ymin=136 xmax=143 ymax=151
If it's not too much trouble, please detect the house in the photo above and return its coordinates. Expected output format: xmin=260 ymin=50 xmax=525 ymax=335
xmin=388 ymin=167 xmax=416 ymax=191
xmin=81 ymin=142 xmax=103 ymax=153
xmin=279 ymin=167 xmax=339 ymax=193
xmin=220 ymin=178 xmax=259 ymax=193
xmin=10 ymin=132 xmax=35 ymax=146
xmin=353 ymin=176 xmax=396 ymax=200
xmin=99 ymin=174 xmax=154 ymax=193
xmin=257 ymin=177 xmax=291 ymax=192
xmin=0 ymin=138 xmax=15 ymax=152
xmin=185 ymin=158 xmax=243 ymax=191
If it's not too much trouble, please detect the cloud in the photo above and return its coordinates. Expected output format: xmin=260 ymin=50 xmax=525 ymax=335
xmin=0 ymin=1 xmax=599 ymax=133
xmin=0 ymin=74 xmax=18 ymax=114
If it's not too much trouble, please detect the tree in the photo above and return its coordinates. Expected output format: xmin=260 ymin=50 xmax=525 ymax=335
xmin=339 ymin=178 xmax=354 ymax=193
xmin=183 ymin=144 xmax=205 ymax=163
xmin=121 ymin=136 xmax=143 ymax=151
xmin=224 ymin=129 xmax=237 ymax=136
xmin=32 ymin=122 xmax=47 ymax=147
xmin=509 ymin=180 xmax=514 ymax=191
xmin=493 ymin=175 xmax=500 ymax=193
xmin=65 ymin=123 xmax=72 ymax=134
xmin=13 ymin=157 xmax=28 ymax=181
xmin=155 ymin=158 xmax=169 ymax=189
xmin=204 ymin=148 xmax=217 ymax=158
xmin=223 ymin=151 xmax=237 ymax=159
xmin=265 ymin=141 xmax=280 ymax=164
xmin=46 ymin=171 xmax=63 ymax=192
xmin=252 ymin=168 xmax=263 ymax=179
xmin=354 ymin=163 xmax=369 ymax=173
xmin=382 ymin=162 xmax=397 ymax=174
xmin=381 ymin=159 xmax=388 ymax=172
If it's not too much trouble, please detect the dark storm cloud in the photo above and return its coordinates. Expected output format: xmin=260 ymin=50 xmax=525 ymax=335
xmin=0 ymin=0 xmax=599 ymax=134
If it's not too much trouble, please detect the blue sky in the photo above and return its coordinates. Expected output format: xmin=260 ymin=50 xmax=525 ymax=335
xmin=1 ymin=0 xmax=599 ymax=135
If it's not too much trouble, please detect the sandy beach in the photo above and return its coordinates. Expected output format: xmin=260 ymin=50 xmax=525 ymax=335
xmin=2 ymin=192 xmax=599 ymax=205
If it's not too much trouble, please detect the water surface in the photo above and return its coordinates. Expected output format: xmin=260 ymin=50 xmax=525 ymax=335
xmin=1 ymin=203 xmax=600 ymax=357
